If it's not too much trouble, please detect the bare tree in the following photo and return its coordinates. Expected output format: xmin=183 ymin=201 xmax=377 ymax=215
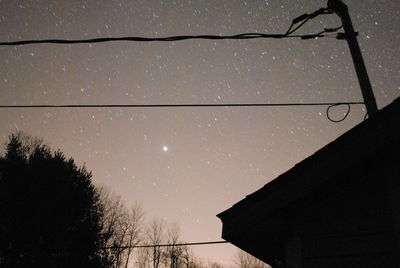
xmin=208 ymin=261 xmax=225 ymax=268
xmin=147 ymin=218 xmax=165 ymax=268
xmin=123 ymin=203 xmax=144 ymax=268
xmin=181 ymin=245 xmax=190 ymax=268
xmin=97 ymin=186 xmax=125 ymax=267
xmin=234 ymin=250 xmax=270 ymax=268
xmin=164 ymin=223 xmax=184 ymax=268
xmin=182 ymin=246 xmax=201 ymax=268
xmin=97 ymin=186 xmax=144 ymax=268
xmin=136 ymin=247 xmax=151 ymax=268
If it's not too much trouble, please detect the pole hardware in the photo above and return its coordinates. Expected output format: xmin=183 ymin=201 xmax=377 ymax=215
xmin=327 ymin=0 xmax=378 ymax=117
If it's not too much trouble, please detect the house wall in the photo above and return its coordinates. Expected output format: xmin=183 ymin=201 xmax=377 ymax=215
xmin=387 ymin=163 xmax=400 ymax=266
xmin=286 ymin=164 xmax=396 ymax=268
xmin=301 ymin=232 xmax=394 ymax=268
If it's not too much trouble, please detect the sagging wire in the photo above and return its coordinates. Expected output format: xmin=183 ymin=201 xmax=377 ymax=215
xmin=326 ymin=103 xmax=351 ymax=123
xmin=286 ymin=7 xmax=334 ymax=36
xmin=1 ymin=7 xmax=354 ymax=124
xmin=285 ymin=17 xmax=311 ymax=36
xmin=0 ymin=7 xmax=340 ymax=47
xmin=0 ymin=102 xmax=364 ymax=109
xmin=0 ymin=34 xmax=285 ymax=46
xmin=0 ymin=102 xmax=364 ymax=123
xmin=98 ymin=240 xmax=228 ymax=250
xmin=301 ymin=25 xmax=343 ymax=40
xmin=286 ymin=7 xmax=345 ymax=40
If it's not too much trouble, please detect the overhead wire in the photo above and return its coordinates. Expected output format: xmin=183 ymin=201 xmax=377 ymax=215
xmin=0 ymin=31 xmax=335 ymax=46
xmin=0 ymin=102 xmax=365 ymax=123
xmin=285 ymin=7 xmax=333 ymax=35
xmin=286 ymin=17 xmax=311 ymax=36
xmin=98 ymin=240 xmax=228 ymax=250
xmin=0 ymin=102 xmax=364 ymax=109
xmin=301 ymin=25 xmax=343 ymax=40
xmin=0 ymin=33 xmax=287 ymax=46
xmin=0 ymin=7 xmax=356 ymax=122
xmin=0 ymin=7 xmax=338 ymax=47
xmin=326 ymin=103 xmax=351 ymax=123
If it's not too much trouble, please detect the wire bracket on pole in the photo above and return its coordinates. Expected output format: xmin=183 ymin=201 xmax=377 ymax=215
xmin=327 ymin=0 xmax=378 ymax=117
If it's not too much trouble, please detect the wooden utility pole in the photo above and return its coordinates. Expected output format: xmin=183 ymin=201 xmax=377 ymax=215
xmin=328 ymin=0 xmax=378 ymax=117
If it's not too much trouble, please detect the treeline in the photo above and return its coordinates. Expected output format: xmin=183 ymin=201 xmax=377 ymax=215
xmin=0 ymin=133 xmax=269 ymax=268
xmin=96 ymin=186 xmax=204 ymax=268
xmin=95 ymin=186 xmax=270 ymax=268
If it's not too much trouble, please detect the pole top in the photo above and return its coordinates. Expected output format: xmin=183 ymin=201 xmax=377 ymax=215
xmin=328 ymin=0 xmax=378 ymax=117
xmin=327 ymin=0 xmax=348 ymax=16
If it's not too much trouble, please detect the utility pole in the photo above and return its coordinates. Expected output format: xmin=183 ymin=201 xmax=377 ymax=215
xmin=327 ymin=0 xmax=378 ymax=117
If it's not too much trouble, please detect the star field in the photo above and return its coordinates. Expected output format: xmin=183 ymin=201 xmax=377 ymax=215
xmin=1 ymin=0 xmax=399 ymax=265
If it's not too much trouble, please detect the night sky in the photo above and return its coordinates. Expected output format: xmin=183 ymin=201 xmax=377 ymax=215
xmin=1 ymin=0 xmax=399 ymax=265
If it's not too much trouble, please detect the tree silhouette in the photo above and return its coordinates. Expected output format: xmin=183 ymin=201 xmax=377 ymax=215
xmin=0 ymin=133 xmax=104 ymax=268
xmin=96 ymin=186 xmax=144 ymax=268
xmin=147 ymin=218 xmax=166 ymax=268
xmin=164 ymin=223 xmax=184 ymax=268
xmin=234 ymin=250 xmax=270 ymax=268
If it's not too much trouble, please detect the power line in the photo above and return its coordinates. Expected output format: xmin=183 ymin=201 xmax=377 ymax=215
xmin=0 ymin=33 xmax=295 ymax=46
xmin=0 ymin=102 xmax=364 ymax=109
xmin=98 ymin=240 xmax=228 ymax=250
xmin=0 ymin=102 xmax=365 ymax=123
xmin=0 ymin=31 xmax=337 ymax=47
xmin=0 ymin=8 xmax=338 ymax=47
xmin=326 ymin=103 xmax=351 ymax=122
xmin=0 ymin=6 xmax=356 ymax=122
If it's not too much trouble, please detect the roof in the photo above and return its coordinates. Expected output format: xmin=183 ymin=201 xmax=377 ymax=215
xmin=217 ymin=97 xmax=400 ymax=264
